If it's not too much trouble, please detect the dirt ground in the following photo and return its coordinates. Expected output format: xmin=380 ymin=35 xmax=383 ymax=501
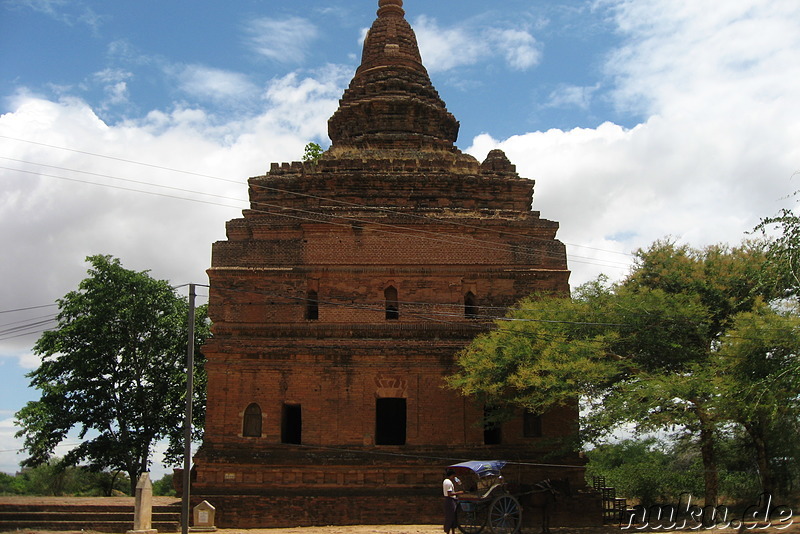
xmin=5 ymin=526 xmax=800 ymax=534
xmin=0 ymin=528 xmax=629 ymax=534
xmin=208 ymin=527 xmax=671 ymax=534
xmin=1 ymin=496 xmax=796 ymax=534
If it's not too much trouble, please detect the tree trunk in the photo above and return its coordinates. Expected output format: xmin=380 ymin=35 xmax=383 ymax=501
xmin=744 ymin=420 xmax=775 ymax=496
xmin=697 ymin=412 xmax=719 ymax=507
xmin=128 ymin=469 xmax=138 ymax=496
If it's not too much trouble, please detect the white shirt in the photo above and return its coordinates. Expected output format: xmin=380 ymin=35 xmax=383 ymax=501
xmin=443 ymin=477 xmax=455 ymax=497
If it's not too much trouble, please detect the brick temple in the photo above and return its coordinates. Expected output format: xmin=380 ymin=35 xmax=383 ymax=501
xmin=193 ymin=0 xmax=591 ymax=527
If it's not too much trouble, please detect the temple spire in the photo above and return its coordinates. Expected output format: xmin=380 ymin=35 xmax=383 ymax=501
xmin=326 ymin=0 xmax=461 ymax=153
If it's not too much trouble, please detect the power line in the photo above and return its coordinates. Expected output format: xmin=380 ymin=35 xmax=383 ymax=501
xmin=0 ymin=317 xmax=57 ymax=336
xmin=0 ymin=134 xmax=634 ymax=267
xmin=0 ymin=166 xmax=245 ymax=211
xmin=0 ymin=304 xmax=58 ymax=314
xmin=0 ymin=313 xmax=58 ymax=328
xmin=1 ymin=162 xmax=631 ymax=271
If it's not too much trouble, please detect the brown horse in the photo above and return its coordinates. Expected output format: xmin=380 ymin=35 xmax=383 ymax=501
xmin=520 ymin=479 xmax=570 ymax=534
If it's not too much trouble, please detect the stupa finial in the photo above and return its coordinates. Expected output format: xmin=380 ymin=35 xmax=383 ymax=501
xmin=378 ymin=0 xmax=404 ymax=17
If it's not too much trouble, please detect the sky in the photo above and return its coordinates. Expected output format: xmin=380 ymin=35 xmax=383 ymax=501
xmin=1 ymin=0 xmax=799 ymax=478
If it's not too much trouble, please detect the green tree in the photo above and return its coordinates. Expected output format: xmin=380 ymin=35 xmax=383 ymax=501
xmin=302 ymin=142 xmax=324 ymax=164
xmin=756 ymin=207 xmax=800 ymax=297
xmin=716 ymin=302 xmax=800 ymax=497
xmin=0 ymin=472 xmax=24 ymax=495
xmin=585 ymin=438 xmax=703 ymax=507
xmin=152 ymin=473 xmax=176 ymax=496
xmin=15 ymin=255 xmax=210 ymax=495
xmin=448 ymin=239 xmax=786 ymax=506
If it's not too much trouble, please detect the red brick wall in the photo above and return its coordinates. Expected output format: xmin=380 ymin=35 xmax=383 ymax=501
xmin=194 ymin=156 xmax=584 ymax=526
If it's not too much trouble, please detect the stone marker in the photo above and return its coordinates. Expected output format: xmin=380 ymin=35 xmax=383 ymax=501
xmin=127 ymin=472 xmax=157 ymax=534
xmin=191 ymin=500 xmax=217 ymax=531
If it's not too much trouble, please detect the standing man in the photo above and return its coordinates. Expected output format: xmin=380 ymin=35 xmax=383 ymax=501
xmin=443 ymin=469 xmax=461 ymax=534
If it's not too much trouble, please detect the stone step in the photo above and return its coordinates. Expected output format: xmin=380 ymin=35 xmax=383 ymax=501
xmin=0 ymin=496 xmax=181 ymax=534
xmin=0 ymin=502 xmax=182 ymax=532
xmin=0 ymin=503 xmax=180 ymax=512
xmin=0 ymin=511 xmax=180 ymax=521
xmin=0 ymin=520 xmax=180 ymax=532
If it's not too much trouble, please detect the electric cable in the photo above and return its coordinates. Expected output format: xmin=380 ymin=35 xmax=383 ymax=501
xmin=0 ymin=135 xmax=634 ymax=267
xmin=0 ymin=160 xmax=630 ymax=269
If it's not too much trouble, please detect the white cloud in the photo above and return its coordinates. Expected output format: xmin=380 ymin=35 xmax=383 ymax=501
xmin=18 ymin=353 xmax=41 ymax=370
xmin=603 ymin=0 xmax=800 ymax=119
xmin=0 ymin=417 xmax=22 ymax=474
xmin=546 ymin=84 xmax=601 ymax=110
xmin=0 ymin=65 xmax=348 ymax=476
xmin=412 ymin=15 xmax=541 ymax=73
xmin=495 ymin=29 xmax=541 ymax=71
xmin=0 ymin=67 xmax=346 ymax=357
xmin=245 ymin=16 xmax=319 ymax=64
xmin=468 ymin=0 xmax=800 ymax=285
xmin=11 ymin=0 xmax=102 ymax=30
xmin=175 ymin=65 xmax=258 ymax=104
xmin=2 ymin=0 xmax=799 ymax=474
xmin=92 ymin=68 xmax=133 ymax=109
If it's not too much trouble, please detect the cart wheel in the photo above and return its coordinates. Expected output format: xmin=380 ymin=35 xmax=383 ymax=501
xmin=457 ymin=502 xmax=486 ymax=534
xmin=488 ymin=494 xmax=522 ymax=534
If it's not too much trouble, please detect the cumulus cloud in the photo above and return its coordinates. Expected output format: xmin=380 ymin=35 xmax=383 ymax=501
xmin=495 ymin=29 xmax=541 ymax=70
xmin=2 ymin=0 xmax=799 ymax=473
xmin=0 ymin=68 xmax=346 ymax=355
xmin=603 ymin=0 xmax=800 ymax=119
xmin=0 ymin=416 xmax=23 ymax=474
xmin=245 ymin=16 xmax=319 ymax=64
xmin=17 ymin=353 xmax=41 ymax=370
xmin=175 ymin=65 xmax=259 ymax=104
xmin=467 ymin=0 xmax=800 ymax=284
xmin=92 ymin=68 xmax=133 ymax=109
xmin=545 ymin=83 xmax=601 ymax=111
xmin=412 ymin=15 xmax=541 ymax=73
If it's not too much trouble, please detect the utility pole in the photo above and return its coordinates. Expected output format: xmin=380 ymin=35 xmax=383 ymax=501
xmin=182 ymin=283 xmax=196 ymax=534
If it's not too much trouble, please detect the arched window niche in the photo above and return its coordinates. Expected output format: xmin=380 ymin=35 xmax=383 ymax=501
xmin=242 ymin=403 xmax=262 ymax=438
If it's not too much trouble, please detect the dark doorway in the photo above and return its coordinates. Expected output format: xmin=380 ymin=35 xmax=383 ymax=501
xmin=306 ymin=291 xmax=319 ymax=320
xmin=385 ymin=286 xmax=399 ymax=320
xmin=483 ymin=406 xmax=502 ymax=445
xmin=464 ymin=291 xmax=478 ymax=319
xmin=281 ymin=403 xmax=302 ymax=444
xmin=375 ymin=397 xmax=406 ymax=445
xmin=524 ymin=410 xmax=543 ymax=438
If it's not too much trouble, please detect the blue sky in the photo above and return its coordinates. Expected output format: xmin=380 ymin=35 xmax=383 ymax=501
xmin=0 ymin=0 xmax=639 ymax=138
xmin=1 ymin=0 xmax=800 ymax=477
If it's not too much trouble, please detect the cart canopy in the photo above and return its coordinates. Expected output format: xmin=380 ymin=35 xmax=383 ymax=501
xmin=448 ymin=460 xmax=507 ymax=478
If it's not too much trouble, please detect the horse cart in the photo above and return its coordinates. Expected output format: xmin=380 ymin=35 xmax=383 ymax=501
xmin=449 ymin=460 xmax=524 ymax=534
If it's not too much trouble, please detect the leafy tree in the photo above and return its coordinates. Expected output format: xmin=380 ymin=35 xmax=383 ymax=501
xmin=585 ymin=438 xmax=702 ymax=507
xmin=152 ymin=473 xmax=176 ymax=496
xmin=86 ymin=469 xmax=131 ymax=496
xmin=585 ymin=435 xmax=765 ymax=508
xmin=15 ymin=255 xmax=210 ymax=495
xmin=0 ymin=472 xmax=24 ymax=495
xmin=620 ymin=240 xmax=788 ymax=504
xmin=716 ymin=302 xmax=800 ymax=497
xmin=302 ymin=142 xmax=324 ymax=164
xmin=756 ymin=207 xmax=800 ymax=297
xmin=448 ymin=239 xmax=788 ymax=506
xmin=0 ymin=463 xmax=131 ymax=496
